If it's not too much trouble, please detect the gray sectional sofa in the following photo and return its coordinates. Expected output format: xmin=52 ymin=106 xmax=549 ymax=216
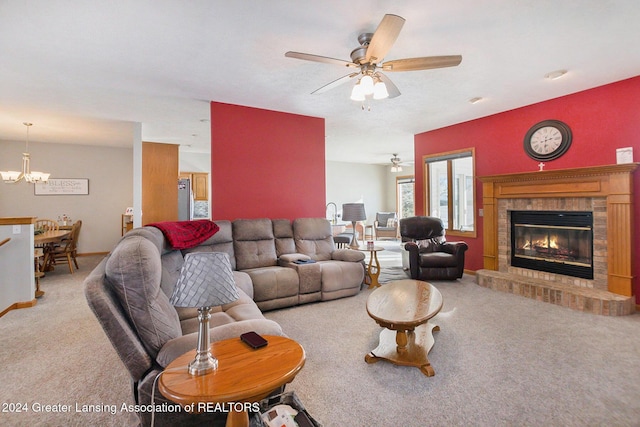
xmin=84 ymin=217 xmax=365 ymax=426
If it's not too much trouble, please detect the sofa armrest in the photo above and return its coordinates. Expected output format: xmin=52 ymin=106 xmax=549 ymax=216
xmin=440 ymin=241 xmax=469 ymax=257
xmin=332 ymin=249 xmax=365 ymax=262
xmin=278 ymin=253 xmax=311 ymax=267
xmin=156 ymin=319 xmax=284 ymax=368
xmin=403 ymin=242 xmax=421 ymax=279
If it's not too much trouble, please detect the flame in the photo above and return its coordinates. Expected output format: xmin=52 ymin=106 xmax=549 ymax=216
xmin=522 ymin=235 xmax=559 ymax=250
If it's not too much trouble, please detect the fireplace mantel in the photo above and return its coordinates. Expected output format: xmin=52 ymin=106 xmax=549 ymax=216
xmin=479 ymin=163 xmax=638 ymax=296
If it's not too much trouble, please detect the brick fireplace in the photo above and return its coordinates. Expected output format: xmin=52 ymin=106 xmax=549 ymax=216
xmin=476 ymin=163 xmax=637 ymax=315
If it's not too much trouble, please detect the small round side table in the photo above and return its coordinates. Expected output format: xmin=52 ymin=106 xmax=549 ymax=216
xmin=357 ymin=246 xmax=384 ymax=288
xmin=159 ymin=335 xmax=305 ymax=427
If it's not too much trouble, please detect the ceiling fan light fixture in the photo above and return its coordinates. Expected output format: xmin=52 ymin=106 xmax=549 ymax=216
xmin=373 ymin=80 xmax=389 ymax=100
xmin=360 ymin=74 xmax=374 ymax=95
xmin=389 ymin=153 xmax=403 ymax=172
xmin=350 ymin=83 xmax=365 ymax=101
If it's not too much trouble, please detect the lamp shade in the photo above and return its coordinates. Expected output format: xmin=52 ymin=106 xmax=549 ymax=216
xmin=342 ymin=203 xmax=366 ymax=222
xmin=170 ymin=252 xmax=239 ymax=308
xmin=373 ymin=81 xmax=389 ymax=100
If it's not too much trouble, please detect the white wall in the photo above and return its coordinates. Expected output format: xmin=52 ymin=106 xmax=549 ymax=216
xmin=0 ymin=140 xmax=133 ymax=253
xmin=326 ymin=160 xmax=396 ymax=225
xmin=179 ymin=151 xmax=210 ymax=172
xmin=0 ymin=221 xmax=34 ymax=312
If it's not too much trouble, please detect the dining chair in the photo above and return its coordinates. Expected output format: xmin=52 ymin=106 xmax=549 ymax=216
xmin=34 ymin=218 xmax=60 ymax=232
xmin=49 ymin=220 xmax=82 ymax=273
xmin=34 ymin=218 xmax=60 ymax=251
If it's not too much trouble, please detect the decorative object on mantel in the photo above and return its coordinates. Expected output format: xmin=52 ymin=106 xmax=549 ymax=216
xmin=0 ymin=122 xmax=50 ymax=184
xmin=616 ymin=147 xmax=633 ymax=164
xmin=537 ymin=162 xmax=545 ymax=171
xmin=523 ymin=119 xmax=572 ymax=161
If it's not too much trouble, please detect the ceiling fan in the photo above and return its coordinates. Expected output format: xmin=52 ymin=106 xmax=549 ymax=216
xmin=285 ymin=14 xmax=462 ymax=99
xmin=390 ymin=154 xmax=403 ymax=172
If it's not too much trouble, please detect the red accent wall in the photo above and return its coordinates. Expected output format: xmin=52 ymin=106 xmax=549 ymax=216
xmin=414 ymin=76 xmax=640 ymax=298
xmin=210 ymin=102 xmax=326 ymax=220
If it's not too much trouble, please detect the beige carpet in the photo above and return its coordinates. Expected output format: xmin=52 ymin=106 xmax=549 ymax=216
xmin=2 ymin=252 xmax=640 ymax=427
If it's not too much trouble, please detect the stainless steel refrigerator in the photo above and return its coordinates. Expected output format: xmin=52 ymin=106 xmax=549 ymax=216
xmin=178 ymin=179 xmax=194 ymax=221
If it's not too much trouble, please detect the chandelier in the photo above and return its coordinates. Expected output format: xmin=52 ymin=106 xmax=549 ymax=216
xmin=1 ymin=122 xmax=50 ymax=184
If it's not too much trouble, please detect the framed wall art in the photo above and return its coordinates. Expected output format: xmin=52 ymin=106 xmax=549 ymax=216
xmin=34 ymin=178 xmax=89 ymax=195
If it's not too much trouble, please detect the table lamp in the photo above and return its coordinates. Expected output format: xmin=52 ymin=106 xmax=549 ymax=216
xmin=342 ymin=203 xmax=366 ymax=249
xmin=169 ymin=252 xmax=239 ymax=376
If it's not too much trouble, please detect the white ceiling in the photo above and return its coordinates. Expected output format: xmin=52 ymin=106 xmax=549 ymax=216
xmin=1 ymin=1 xmax=640 ymax=166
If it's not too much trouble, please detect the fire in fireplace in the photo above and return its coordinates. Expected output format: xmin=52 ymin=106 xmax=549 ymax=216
xmin=510 ymin=211 xmax=593 ymax=279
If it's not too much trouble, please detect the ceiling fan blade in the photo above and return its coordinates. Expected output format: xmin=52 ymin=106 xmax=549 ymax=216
xmin=311 ymin=72 xmax=359 ymax=94
xmin=376 ymin=72 xmax=401 ymax=98
xmin=285 ymin=51 xmax=357 ymax=68
xmin=365 ymin=14 xmax=405 ymax=63
xmin=382 ymin=55 xmax=462 ymax=72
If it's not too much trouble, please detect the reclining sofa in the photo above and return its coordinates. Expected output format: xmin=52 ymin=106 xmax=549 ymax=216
xmin=85 ymin=217 xmax=365 ymax=426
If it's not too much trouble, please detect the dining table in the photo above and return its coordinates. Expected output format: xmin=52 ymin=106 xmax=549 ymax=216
xmin=33 ymin=229 xmax=71 ymax=297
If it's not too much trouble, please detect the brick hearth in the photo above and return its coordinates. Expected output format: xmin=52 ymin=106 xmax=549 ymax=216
xmin=477 ymin=164 xmax=637 ymax=316
xmin=476 ymin=270 xmax=634 ymax=316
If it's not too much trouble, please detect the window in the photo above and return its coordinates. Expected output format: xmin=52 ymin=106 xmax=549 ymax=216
xmin=424 ymin=148 xmax=476 ymax=237
xmin=396 ymin=176 xmax=415 ymax=220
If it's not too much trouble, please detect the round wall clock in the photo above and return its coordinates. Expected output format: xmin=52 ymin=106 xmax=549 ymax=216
xmin=523 ymin=119 xmax=572 ymax=161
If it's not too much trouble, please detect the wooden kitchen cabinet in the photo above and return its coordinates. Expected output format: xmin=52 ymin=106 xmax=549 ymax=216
xmin=179 ymin=172 xmax=209 ymax=201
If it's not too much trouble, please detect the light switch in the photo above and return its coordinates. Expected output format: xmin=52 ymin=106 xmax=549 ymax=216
xmin=478 ymin=208 xmax=484 ymax=217
xmin=12 ymin=225 xmax=21 ymax=234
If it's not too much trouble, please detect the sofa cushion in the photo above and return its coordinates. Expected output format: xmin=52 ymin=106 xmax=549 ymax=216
xmin=183 ymin=220 xmax=237 ymax=270
xmin=293 ymin=218 xmax=335 ymax=261
xmin=420 ymin=252 xmax=458 ymax=268
xmin=273 ymin=219 xmax=296 ymax=256
xmin=233 ymin=219 xmax=278 ymax=270
xmin=245 ymin=266 xmax=299 ymax=303
xmin=105 ymin=235 xmax=182 ymax=359
xmin=317 ymin=261 xmax=363 ymax=299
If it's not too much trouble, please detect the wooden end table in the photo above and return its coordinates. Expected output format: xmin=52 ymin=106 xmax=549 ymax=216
xmin=357 ymin=245 xmax=384 ymax=288
xmin=159 ymin=335 xmax=305 ymax=427
xmin=365 ymin=279 xmax=443 ymax=376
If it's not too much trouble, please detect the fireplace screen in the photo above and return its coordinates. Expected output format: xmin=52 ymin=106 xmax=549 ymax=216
xmin=510 ymin=211 xmax=593 ymax=279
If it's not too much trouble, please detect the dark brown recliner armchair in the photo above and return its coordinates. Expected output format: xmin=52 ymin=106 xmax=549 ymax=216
xmin=400 ymin=216 xmax=468 ymax=281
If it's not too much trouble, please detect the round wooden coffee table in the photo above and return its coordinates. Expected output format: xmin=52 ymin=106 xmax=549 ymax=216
xmin=159 ymin=335 xmax=305 ymax=427
xmin=365 ymin=279 xmax=443 ymax=376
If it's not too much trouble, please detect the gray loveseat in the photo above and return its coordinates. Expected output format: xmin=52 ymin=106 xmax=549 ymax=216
xmin=85 ymin=217 xmax=365 ymax=426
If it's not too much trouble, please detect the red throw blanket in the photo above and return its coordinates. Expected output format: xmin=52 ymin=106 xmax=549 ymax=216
xmin=147 ymin=220 xmax=220 ymax=250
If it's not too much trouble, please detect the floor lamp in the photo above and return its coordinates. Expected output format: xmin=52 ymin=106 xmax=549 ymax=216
xmin=342 ymin=203 xmax=366 ymax=249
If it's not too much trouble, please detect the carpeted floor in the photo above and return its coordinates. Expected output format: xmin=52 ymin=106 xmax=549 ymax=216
xmin=2 ymin=252 xmax=640 ymax=427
